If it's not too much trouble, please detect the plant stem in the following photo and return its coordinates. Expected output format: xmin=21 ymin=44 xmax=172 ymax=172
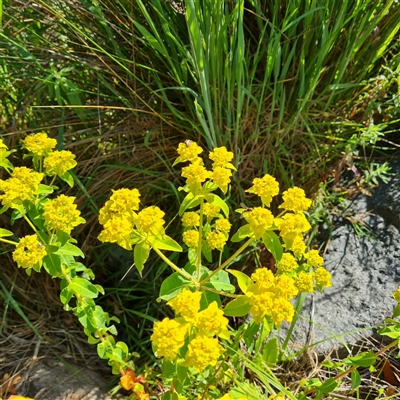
xmin=153 ymin=247 xmax=196 ymax=284
xmin=23 ymin=214 xmax=37 ymax=232
xmin=197 ymin=199 xmax=204 ymax=280
xmin=0 ymin=237 xmax=18 ymax=245
xmin=200 ymin=237 xmax=254 ymax=285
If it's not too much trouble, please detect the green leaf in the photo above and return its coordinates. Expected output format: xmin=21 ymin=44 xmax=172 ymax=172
xmin=208 ymin=194 xmax=229 ymax=218
xmin=342 ymin=351 xmax=377 ymax=367
xmin=227 ymin=269 xmax=252 ymax=293
xmin=42 ymin=253 xmax=63 ymax=277
xmin=393 ymin=304 xmax=400 ymax=318
xmin=262 ymin=337 xmax=279 ymax=366
xmin=179 ymin=192 xmax=201 ymax=215
xmin=378 ymin=324 xmax=400 ymax=340
xmin=262 ymin=231 xmax=283 ymax=262
xmin=231 ymin=224 xmax=252 ymax=242
xmin=0 ymin=228 xmax=13 ymax=238
xmin=209 ymin=270 xmax=235 ymax=293
xmin=60 ymin=286 xmax=74 ymax=309
xmin=60 ymin=171 xmax=74 ymax=187
xmin=151 ymin=235 xmax=182 ymax=252
xmin=68 ymin=277 xmax=99 ymax=298
xmin=36 ymin=184 xmax=54 ymax=196
xmin=134 ymin=242 xmax=150 ymax=276
xmin=243 ymin=321 xmax=260 ymax=350
xmin=201 ymin=240 xmax=212 ymax=262
xmin=316 ymin=378 xmax=337 ymax=396
xmin=351 ymin=369 xmax=361 ymax=389
xmin=159 ymin=272 xmax=191 ymax=301
xmin=56 ymin=242 xmax=84 ymax=258
xmin=224 ymin=296 xmax=251 ymax=317
xmin=201 ymin=286 xmax=221 ymax=309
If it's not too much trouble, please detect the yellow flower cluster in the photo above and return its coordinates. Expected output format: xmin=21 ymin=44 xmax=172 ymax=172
xmin=203 ymin=203 xmax=221 ymax=218
xmin=246 ymin=174 xmax=279 ymax=206
xmin=243 ymin=207 xmax=274 ymax=239
xmin=279 ymin=187 xmax=312 ymax=212
xmin=22 ymin=132 xmax=57 ymax=156
xmin=175 ymin=141 xmax=235 ymax=195
xmin=246 ymin=268 xmax=298 ymax=324
xmin=181 ymin=200 xmax=228 ymax=252
xmin=182 ymin=211 xmax=200 ymax=227
xmin=12 ymin=234 xmax=46 ymax=269
xmin=43 ymin=195 xmax=84 ymax=232
xmin=98 ymin=188 xmax=141 ymax=250
xmin=0 ymin=167 xmax=43 ymax=208
xmin=135 ymin=206 xmax=165 ymax=235
xmin=182 ymin=229 xmax=199 ymax=248
xmin=44 ymin=150 xmax=77 ymax=176
xmin=277 ymin=253 xmax=298 ymax=272
xmin=151 ymin=318 xmax=187 ymax=360
xmin=151 ymin=289 xmax=228 ymax=372
xmin=206 ymin=230 xmax=227 ymax=250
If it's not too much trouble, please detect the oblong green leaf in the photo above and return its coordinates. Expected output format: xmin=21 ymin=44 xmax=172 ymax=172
xmin=56 ymin=242 xmax=84 ymax=258
xmin=227 ymin=269 xmax=252 ymax=293
xmin=224 ymin=296 xmax=251 ymax=317
xmin=151 ymin=235 xmax=182 ymax=252
xmin=0 ymin=228 xmax=14 ymax=237
xmin=262 ymin=231 xmax=283 ymax=262
xmin=134 ymin=242 xmax=150 ymax=276
xmin=231 ymin=224 xmax=252 ymax=242
xmin=68 ymin=277 xmax=99 ymax=298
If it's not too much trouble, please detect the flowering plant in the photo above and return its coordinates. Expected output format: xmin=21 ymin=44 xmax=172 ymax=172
xmin=0 ymin=134 xmax=333 ymax=399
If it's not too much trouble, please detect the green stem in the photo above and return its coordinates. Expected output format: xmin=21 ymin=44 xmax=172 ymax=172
xmin=153 ymin=247 xmax=197 ymax=284
xmin=49 ymin=175 xmax=57 ymax=187
xmin=197 ymin=199 xmax=204 ymax=279
xmin=200 ymin=237 xmax=254 ymax=285
xmin=0 ymin=237 xmax=18 ymax=245
xmin=281 ymin=292 xmax=307 ymax=355
xmin=23 ymin=214 xmax=37 ymax=232
xmin=202 ymin=285 xmax=240 ymax=299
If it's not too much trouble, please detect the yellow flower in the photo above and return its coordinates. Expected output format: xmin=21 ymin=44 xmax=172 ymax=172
xmin=246 ymin=174 xmax=279 ymax=207
xmin=99 ymin=188 xmax=140 ymax=224
xmin=251 ymin=268 xmax=275 ymax=290
xmin=277 ymin=253 xmax=298 ymax=273
xmin=206 ymin=230 xmax=227 ymax=251
xmin=279 ymin=187 xmax=312 ymax=212
xmin=44 ymin=150 xmax=77 ymax=176
xmin=167 ymin=288 xmax=202 ymax=323
xmin=43 ymin=195 xmax=84 ymax=232
xmin=184 ymin=335 xmax=224 ymax=372
xmin=22 ymin=132 xmax=57 ymax=156
xmin=196 ymin=301 xmax=229 ymax=337
xmin=203 ymin=203 xmax=221 ymax=218
xmin=393 ymin=287 xmax=400 ymax=303
xmin=182 ymin=212 xmax=200 ymax=227
xmin=182 ymin=229 xmax=199 ymax=248
xmin=275 ymin=274 xmax=298 ymax=299
xmin=135 ymin=206 xmax=165 ymax=234
xmin=314 ymin=267 xmax=332 ymax=289
xmin=215 ymin=218 xmax=231 ymax=233
xmin=12 ymin=234 xmax=46 ymax=269
xmin=274 ymin=213 xmax=311 ymax=244
xmin=0 ymin=138 xmax=8 ymax=156
xmin=151 ymin=318 xmax=188 ymax=361
xmin=295 ymin=272 xmax=315 ymax=293
xmin=0 ymin=167 xmax=43 ymax=207
xmin=270 ymin=297 xmax=295 ymax=325
xmin=248 ymin=291 xmax=274 ymax=323
xmin=98 ymin=217 xmax=134 ymax=250
xmin=289 ymin=236 xmax=307 ymax=258
xmin=182 ymin=161 xmax=211 ymax=186
xmin=244 ymin=207 xmax=274 ymax=238
xmin=211 ymin=167 xmax=232 ymax=194
xmin=305 ymin=249 xmax=324 ymax=268
xmin=176 ymin=141 xmax=203 ymax=163
xmin=209 ymin=146 xmax=235 ymax=169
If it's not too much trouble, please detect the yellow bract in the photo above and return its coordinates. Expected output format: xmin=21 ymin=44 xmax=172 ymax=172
xmin=246 ymin=174 xmax=279 ymax=207
xmin=12 ymin=234 xmax=46 ymax=269
xmin=44 ymin=150 xmax=77 ymax=176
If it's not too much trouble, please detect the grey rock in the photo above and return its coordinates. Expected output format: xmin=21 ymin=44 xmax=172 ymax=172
xmin=285 ymin=161 xmax=400 ymax=353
